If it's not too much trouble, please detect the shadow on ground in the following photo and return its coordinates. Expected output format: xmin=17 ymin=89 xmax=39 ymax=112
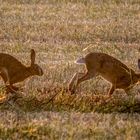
xmin=0 ymin=85 xmax=140 ymax=113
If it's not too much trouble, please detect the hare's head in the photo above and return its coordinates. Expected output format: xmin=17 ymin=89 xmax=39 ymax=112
xmin=29 ymin=49 xmax=43 ymax=76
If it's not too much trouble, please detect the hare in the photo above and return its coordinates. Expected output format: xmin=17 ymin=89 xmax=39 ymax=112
xmin=68 ymin=52 xmax=140 ymax=96
xmin=0 ymin=49 xmax=43 ymax=93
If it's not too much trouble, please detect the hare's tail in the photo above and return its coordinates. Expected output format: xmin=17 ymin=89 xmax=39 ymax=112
xmin=75 ymin=57 xmax=85 ymax=64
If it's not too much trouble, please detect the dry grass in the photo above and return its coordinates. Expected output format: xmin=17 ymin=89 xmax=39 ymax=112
xmin=0 ymin=0 xmax=140 ymax=139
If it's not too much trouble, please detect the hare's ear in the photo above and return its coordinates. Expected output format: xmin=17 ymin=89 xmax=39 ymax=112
xmin=138 ymin=59 xmax=140 ymax=69
xmin=31 ymin=49 xmax=36 ymax=65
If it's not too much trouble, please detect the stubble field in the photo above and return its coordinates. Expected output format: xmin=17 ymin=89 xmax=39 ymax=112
xmin=0 ymin=0 xmax=140 ymax=139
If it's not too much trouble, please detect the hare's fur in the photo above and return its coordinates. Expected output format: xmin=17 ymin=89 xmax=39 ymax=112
xmin=0 ymin=49 xmax=43 ymax=92
xmin=69 ymin=52 xmax=140 ymax=96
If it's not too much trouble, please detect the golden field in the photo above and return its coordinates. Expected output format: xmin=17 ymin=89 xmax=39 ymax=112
xmin=0 ymin=0 xmax=140 ymax=139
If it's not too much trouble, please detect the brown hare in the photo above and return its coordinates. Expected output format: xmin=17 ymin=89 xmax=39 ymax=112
xmin=68 ymin=52 xmax=140 ymax=96
xmin=0 ymin=49 xmax=43 ymax=93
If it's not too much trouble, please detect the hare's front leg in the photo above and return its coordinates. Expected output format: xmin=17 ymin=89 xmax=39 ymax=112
xmin=0 ymin=68 xmax=10 ymax=86
xmin=108 ymin=85 xmax=115 ymax=97
xmin=11 ymin=85 xmax=21 ymax=91
xmin=68 ymin=71 xmax=95 ymax=93
xmin=6 ymin=85 xmax=16 ymax=94
xmin=0 ymin=68 xmax=16 ymax=94
xmin=68 ymin=72 xmax=85 ymax=93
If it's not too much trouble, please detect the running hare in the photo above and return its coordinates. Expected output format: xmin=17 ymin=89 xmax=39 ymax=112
xmin=68 ymin=52 xmax=140 ymax=96
xmin=0 ymin=49 xmax=43 ymax=93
